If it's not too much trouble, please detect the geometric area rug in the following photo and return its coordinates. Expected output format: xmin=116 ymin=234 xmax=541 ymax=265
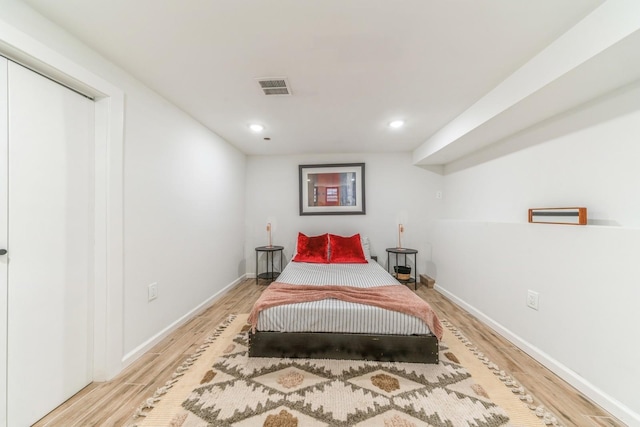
xmin=131 ymin=314 xmax=559 ymax=427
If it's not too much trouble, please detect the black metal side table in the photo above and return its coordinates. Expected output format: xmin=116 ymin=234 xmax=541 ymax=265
xmin=255 ymin=246 xmax=284 ymax=285
xmin=386 ymin=247 xmax=418 ymax=290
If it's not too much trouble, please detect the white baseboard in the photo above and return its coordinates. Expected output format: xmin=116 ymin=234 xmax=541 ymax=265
xmin=121 ymin=274 xmax=247 ymax=368
xmin=435 ymin=284 xmax=640 ymax=426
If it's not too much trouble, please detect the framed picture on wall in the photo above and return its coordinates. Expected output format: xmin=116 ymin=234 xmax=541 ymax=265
xmin=299 ymin=163 xmax=366 ymax=215
xmin=528 ymin=207 xmax=587 ymax=225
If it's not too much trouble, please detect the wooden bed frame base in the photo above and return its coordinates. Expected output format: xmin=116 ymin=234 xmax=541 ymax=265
xmin=249 ymin=331 xmax=439 ymax=364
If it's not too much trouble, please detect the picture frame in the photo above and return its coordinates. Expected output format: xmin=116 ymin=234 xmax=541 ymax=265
xmin=299 ymin=163 xmax=366 ymax=215
xmin=528 ymin=207 xmax=587 ymax=225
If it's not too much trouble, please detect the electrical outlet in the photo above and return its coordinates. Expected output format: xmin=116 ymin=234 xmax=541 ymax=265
xmin=435 ymin=190 xmax=443 ymax=199
xmin=148 ymin=282 xmax=158 ymax=302
xmin=527 ymin=290 xmax=539 ymax=310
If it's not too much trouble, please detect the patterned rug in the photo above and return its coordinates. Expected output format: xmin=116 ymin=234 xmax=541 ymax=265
xmin=131 ymin=314 xmax=559 ymax=427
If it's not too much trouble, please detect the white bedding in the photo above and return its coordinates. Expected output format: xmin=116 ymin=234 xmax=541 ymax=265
xmin=256 ymin=260 xmax=433 ymax=335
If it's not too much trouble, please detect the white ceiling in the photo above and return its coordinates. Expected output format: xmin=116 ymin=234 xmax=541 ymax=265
xmin=22 ymin=0 xmax=604 ymax=157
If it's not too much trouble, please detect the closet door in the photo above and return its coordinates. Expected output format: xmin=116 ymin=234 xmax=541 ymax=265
xmin=0 ymin=56 xmax=8 ymax=427
xmin=4 ymin=60 xmax=94 ymax=426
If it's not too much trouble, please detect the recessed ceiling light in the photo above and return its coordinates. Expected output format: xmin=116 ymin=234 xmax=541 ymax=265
xmin=249 ymin=124 xmax=264 ymax=132
xmin=389 ymin=120 xmax=404 ymax=129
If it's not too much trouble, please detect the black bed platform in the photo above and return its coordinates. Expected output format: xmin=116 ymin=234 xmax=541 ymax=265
xmin=248 ymin=330 xmax=439 ymax=364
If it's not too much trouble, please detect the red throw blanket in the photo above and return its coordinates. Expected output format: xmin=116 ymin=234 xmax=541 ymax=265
xmin=248 ymin=282 xmax=443 ymax=340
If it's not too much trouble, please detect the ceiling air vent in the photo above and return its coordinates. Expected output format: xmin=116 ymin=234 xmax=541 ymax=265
xmin=256 ymin=77 xmax=291 ymax=96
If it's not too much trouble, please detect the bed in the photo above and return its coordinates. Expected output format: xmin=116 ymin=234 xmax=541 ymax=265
xmin=248 ymin=233 xmax=442 ymax=363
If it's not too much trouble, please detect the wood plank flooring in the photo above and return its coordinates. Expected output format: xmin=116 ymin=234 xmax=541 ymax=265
xmin=34 ymin=279 xmax=625 ymax=426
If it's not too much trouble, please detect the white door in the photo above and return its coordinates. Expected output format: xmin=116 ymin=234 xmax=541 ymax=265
xmin=1 ymin=58 xmax=94 ymax=426
xmin=0 ymin=56 xmax=9 ymax=427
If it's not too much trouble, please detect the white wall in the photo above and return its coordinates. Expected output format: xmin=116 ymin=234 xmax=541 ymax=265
xmin=123 ymin=92 xmax=246 ymax=357
xmin=245 ymin=152 xmax=443 ymax=277
xmin=434 ymin=83 xmax=640 ymax=424
xmin=0 ymin=1 xmax=246 ymax=370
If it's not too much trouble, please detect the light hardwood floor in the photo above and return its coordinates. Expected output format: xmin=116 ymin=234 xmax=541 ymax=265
xmin=34 ymin=279 xmax=625 ymax=427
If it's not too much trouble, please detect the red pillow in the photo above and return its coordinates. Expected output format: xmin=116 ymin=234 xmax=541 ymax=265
xmin=292 ymin=233 xmax=329 ymax=263
xmin=329 ymin=233 xmax=368 ymax=263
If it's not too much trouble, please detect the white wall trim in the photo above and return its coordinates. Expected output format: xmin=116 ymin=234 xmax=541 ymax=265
xmin=0 ymin=19 xmax=125 ymax=381
xmin=121 ymin=275 xmax=247 ymax=368
xmin=435 ymin=284 xmax=640 ymax=426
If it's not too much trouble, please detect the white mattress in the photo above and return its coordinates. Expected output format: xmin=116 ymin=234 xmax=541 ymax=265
xmin=256 ymin=260 xmax=433 ymax=335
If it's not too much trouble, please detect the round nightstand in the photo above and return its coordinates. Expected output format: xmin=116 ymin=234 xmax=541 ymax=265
xmin=255 ymin=246 xmax=284 ymax=285
xmin=386 ymin=247 xmax=418 ymax=290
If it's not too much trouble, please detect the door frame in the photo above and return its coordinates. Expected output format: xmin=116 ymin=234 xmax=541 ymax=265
xmin=0 ymin=18 xmax=125 ymax=404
